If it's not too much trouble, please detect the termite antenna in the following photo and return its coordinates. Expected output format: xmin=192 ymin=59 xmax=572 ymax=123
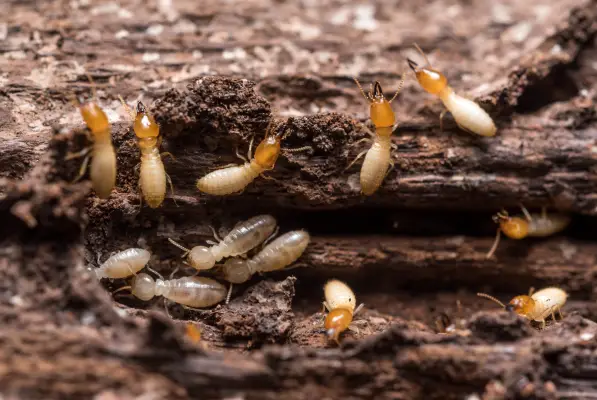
xmin=486 ymin=228 xmax=501 ymax=259
xmin=118 ymin=95 xmax=136 ymax=120
xmin=413 ymin=43 xmax=432 ymax=67
xmin=353 ymin=77 xmax=370 ymax=102
xmin=168 ymin=238 xmax=191 ymax=257
xmin=389 ymin=76 xmax=405 ymax=104
xmin=112 ymin=285 xmax=132 ymax=295
xmin=226 ymin=283 xmax=233 ymax=304
xmin=85 ymin=72 xmax=98 ymax=101
xmin=146 ymin=266 xmax=164 ymax=280
xmin=477 ymin=293 xmax=506 ymax=308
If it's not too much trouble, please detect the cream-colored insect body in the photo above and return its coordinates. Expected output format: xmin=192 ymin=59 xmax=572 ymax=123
xmin=486 ymin=206 xmax=571 ymax=258
xmin=67 ymin=76 xmax=117 ymax=199
xmin=406 ymin=44 xmax=497 ymax=137
xmin=221 ymin=230 xmax=310 ymax=284
xmin=95 ymin=248 xmax=151 ymax=279
xmin=322 ymin=280 xmax=363 ymax=344
xmin=128 ymin=273 xmax=227 ymax=308
xmin=120 ymin=100 xmax=171 ymax=208
xmin=348 ymin=79 xmax=404 ymax=195
xmin=168 ymin=214 xmax=277 ymax=270
xmin=478 ymin=287 xmax=567 ymax=328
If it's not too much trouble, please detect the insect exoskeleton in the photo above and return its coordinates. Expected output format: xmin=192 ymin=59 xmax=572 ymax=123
xmin=221 ymin=230 xmax=310 ymax=284
xmin=129 ymin=272 xmax=227 ymax=308
xmin=349 ymin=78 xmax=404 ymax=196
xmin=486 ymin=206 xmax=571 ymax=258
xmin=322 ymin=279 xmax=363 ymax=344
xmin=95 ymin=248 xmax=151 ymax=279
xmin=406 ymin=44 xmax=497 ymax=137
xmin=168 ymin=214 xmax=278 ymax=270
xmin=478 ymin=287 xmax=568 ymax=329
xmin=67 ymin=75 xmax=117 ymax=199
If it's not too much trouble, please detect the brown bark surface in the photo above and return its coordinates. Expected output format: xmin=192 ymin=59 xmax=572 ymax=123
xmin=2 ymin=0 xmax=597 ymax=399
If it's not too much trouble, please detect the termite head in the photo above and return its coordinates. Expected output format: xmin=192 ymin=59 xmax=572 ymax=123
xmin=493 ymin=210 xmax=529 ymax=239
xmin=407 ymin=58 xmax=448 ymax=95
xmin=254 ymin=130 xmax=282 ymax=170
xmin=131 ymin=273 xmax=156 ymax=301
xmin=324 ymin=308 xmax=353 ymax=344
xmin=354 ymin=80 xmax=396 ymax=130
xmin=221 ymin=258 xmax=251 ymax=284
xmin=188 ymin=246 xmax=216 ymax=270
xmin=79 ymin=101 xmax=110 ymax=135
xmin=506 ymin=295 xmax=535 ymax=317
xmin=133 ymin=102 xmax=160 ymax=139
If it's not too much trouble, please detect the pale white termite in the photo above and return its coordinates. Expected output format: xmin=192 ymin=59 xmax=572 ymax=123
xmin=221 ymin=230 xmax=310 ymax=284
xmin=346 ymin=78 xmax=404 ymax=196
xmin=196 ymin=120 xmax=310 ymax=195
xmin=486 ymin=206 xmax=571 ymax=258
xmin=322 ymin=280 xmax=363 ymax=344
xmin=478 ymin=287 xmax=568 ymax=329
xmin=168 ymin=214 xmax=278 ymax=270
xmin=124 ymin=272 xmax=227 ymax=308
xmin=120 ymin=99 xmax=174 ymax=208
xmin=406 ymin=44 xmax=497 ymax=137
xmin=66 ymin=75 xmax=117 ymax=199
xmin=95 ymin=248 xmax=151 ymax=279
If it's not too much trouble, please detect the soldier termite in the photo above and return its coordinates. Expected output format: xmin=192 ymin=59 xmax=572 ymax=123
xmin=406 ymin=44 xmax=497 ymax=137
xmin=168 ymin=214 xmax=278 ymax=271
xmin=94 ymin=248 xmax=151 ymax=279
xmin=486 ymin=206 xmax=571 ymax=259
xmin=117 ymin=272 xmax=227 ymax=308
xmin=196 ymin=120 xmax=310 ymax=195
xmin=477 ymin=287 xmax=568 ymax=329
xmin=221 ymin=230 xmax=310 ymax=284
xmin=347 ymin=78 xmax=404 ymax=195
xmin=322 ymin=279 xmax=363 ymax=345
xmin=66 ymin=74 xmax=117 ymax=199
xmin=119 ymin=98 xmax=174 ymax=208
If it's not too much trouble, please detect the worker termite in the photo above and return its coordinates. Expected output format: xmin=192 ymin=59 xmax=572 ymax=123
xmin=94 ymin=248 xmax=151 ymax=279
xmin=168 ymin=214 xmax=277 ymax=270
xmin=347 ymin=77 xmax=404 ymax=195
xmin=486 ymin=206 xmax=571 ymax=258
xmin=221 ymin=230 xmax=310 ymax=284
xmin=406 ymin=44 xmax=497 ymax=137
xmin=66 ymin=74 xmax=117 ymax=199
xmin=196 ymin=120 xmax=309 ymax=195
xmin=322 ymin=279 xmax=363 ymax=345
xmin=120 ymin=99 xmax=173 ymax=208
xmin=118 ymin=272 xmax=227 ymax=308
xmin=477 ymin=287 xmax=568 ymax=329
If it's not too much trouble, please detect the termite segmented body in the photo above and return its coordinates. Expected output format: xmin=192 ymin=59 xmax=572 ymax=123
xmin=68 ymin=77 xmax=117 ymax=199
xmin=406 ymin=44 xmax=497 ymax=137
xmin=221 ymin=230 xmax=310 ymax=284
xmin=322 ymin=280 xmax=363 ymax=344
xmin=130 ymin=273 xmax=227 ymax=308
xmin=168 ymin=214 xmax=277 ymax=270
xmin=95 ymin=248 xmax=151 ymax=279
xmin=349 ymin=78 xmax=404 ymax=195
xmin=478 ymin=287 xmax=567 ymax=329
xmin=486 ymin=206 xmax=571 ymax=258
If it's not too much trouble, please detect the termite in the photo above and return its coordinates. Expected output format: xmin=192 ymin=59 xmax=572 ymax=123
xmin=347 ymin=78 xmax=404 ymax=195
xmin=435 ymin=300 xmax=470 ymax=336
xmin=486 ymin=206 xmax=571 ymax=259
xmin=120 ymin=99 xmax=173 ymax=208
xmin=119 ymin=272 xmax=227 ymax=308
xmin=477 ymin=287 xmax=567 ymax=329
xmin=322 ymin=279 xmax=363 ymax=345
xmin=66 ymin=74 xmax=117 ymax=199
xmin=94 ymin=248 xmax=151 ymax=279
xmin=406 ymin=44 xmax=497 ymax=137
xmin=221 ymin=230 xmax=310 ymax=284
xmin=196 ymin=120 xmax=309 ymax=195
xmin=168 ymin=214 xmax=278 ymax=271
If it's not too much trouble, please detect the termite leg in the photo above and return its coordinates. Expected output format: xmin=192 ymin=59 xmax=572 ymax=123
xmin=519 ymin=204 xmax=533 ymax=222
xmin=528 ymin=287 xmax=535 ymax=296
xmin=353 ymin=303 xmax=365 ymax=316
xmin=541 ymin=206 xmax=547 ymax=219
xmin=384 ymin=159 xmax=395 ymax=180
xmin=558 ymin=309 xmax=564 ymax=320
xmin=65 ymin=146 xmax=92 ymax=160
xmin=226 ymin=283 xmax=233 ymax=304
xmin=350 ymin=137 xmax=372 ymax=148
xmin=322 ymin=301 xmax=331 ymax=313
xmin=247 ymin=135 xmax=255 ymax=160
xmin=541 ymin=319 xmax=546 ymax=329
xmin=261 ymin=174 xmax=280 ymax=182
xmin=164 ymin=299 xmax=173 ymax=319
xmin=235 ymin=147 xmax=248 ymax=163
xmin=261 ymin=225 xmax=280 ymax=249
xmin=208 ymin=225 xmax=223 ymax=242
xmin=439 ymin=110 xmax=448 ymax=133
xmin=169 ymin=267 xmax=179 ymax=280
xmin=70 ymin=153 xmax=92 ymax=184
xmin=344 ymin=148 xmax=369 ymax=171
xmin=486 ymin=228 xmax=502 ymax=259
xmin=166 ymin=172 xmax=178 ymax=207
xmin=147 ymin=266 xmax=164 ymax=280
xmin=161 ymin=152 xmax=176 ymax=162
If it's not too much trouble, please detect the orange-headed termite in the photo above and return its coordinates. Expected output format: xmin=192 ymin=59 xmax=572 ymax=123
xmin=67 ymin=75 xmax=117 ymax=199
xmin=120 ymin=99 xmax=174 ymax=208
xmin=486 ymin=206 xmax=571 ymax=258
xmin=221 ymin=230 xmax=310 ymax=284
xmin=196 ymin=120 xmax=310 ymax=195
xmin=322 ymin=279 xmax=363 ymax=345
xmin=168 ymin=214 xmax=278 ymax=270
xmin=406 ymin=44 xmax=497 ymax=137
xmin=94 ymin=248 xmax=151 ymax=279
xmin=119 ymin=272 xmax=227 ymax=308
xmin=477 ymin=287 xmax=567 ymax=329
xmin=347 ymin=78 xmax=404 ymax=195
